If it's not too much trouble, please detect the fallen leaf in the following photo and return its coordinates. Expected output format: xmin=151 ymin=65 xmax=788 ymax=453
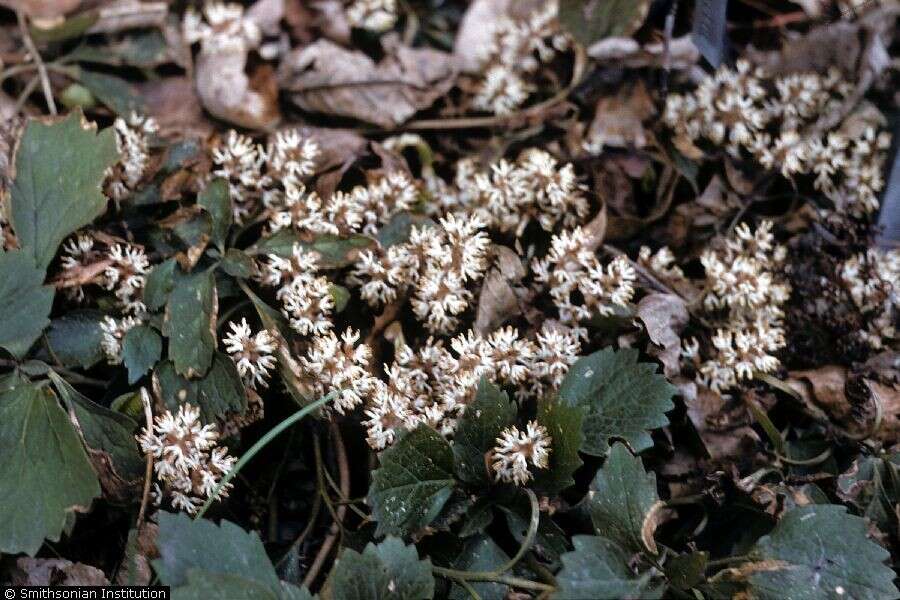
xmin=269 ymin=125 xmax=367 ymax=174
xmin=683 ymin=383 xmax=761 ymax=462
xmin=634 ymin=293 xmax=688 ymax=378
xmin=585 ymin=80 xmax=655 ymax=152
xmin=787 ymin=366 xmax=851 ymax=422
xmin=0 ymin=0 xmax=81 ymax=23
xmin=279 ymin=38 xmax=457 ymax=128
xmin=11 ymin=557 xmax=109 ymax=586
xmin=588 ymin=35 xmax=699 ymax=70
xmin=474 ymin=246 xmax=526 ymax=334
xmin=195 ymin=45 xmax=280 ymax=130
xmin=138 ymin=77 xmax=214 ymax=138
xmin=867 ymin=380 xmax=900 ymax=442
xmin=452 ymin=0 xmax=544 ymax=73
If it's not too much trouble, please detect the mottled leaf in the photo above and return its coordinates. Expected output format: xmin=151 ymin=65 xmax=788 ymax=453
xmin=122 ymin=325 xmax=162 ymax=384
xmin=45 ymin=310 xmax=105 ymax=369
xmin=10 ymin=111 xmax=119 ymax=269
xmin=325 ymin=536 xmax=434 ymax=599
xmin=559 ymin=347 xmax=675 ymax=456
xmin=559 ymin=0 xmax=651 ymax=47
xmin=198 ymin=178 xmax=232 ymax=251
xmin=531 ymin=397 xmax=584 ymax=495
xmin=163 ymin=270 xmax=217 ymax=378
xmin=153 ymin=354 xmax=246 ymax=423
xmin=584 ymin=443 xmax=659 ymax=554
xmin=0 ymin=381 xmax=100 ymax=555
xmin=369 ymin=426 xmax=456 ymax=537
xmin=0 ymin=250 xmax=55 ymax=357
xmin=555 ymin=535 xmax=660 ymax=599
xmin=452 ymin=378 xmax=516 ymax=486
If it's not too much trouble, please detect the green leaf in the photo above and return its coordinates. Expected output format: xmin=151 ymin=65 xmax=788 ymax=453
xmin=155 ymin=512 xmax=283 ymax=593
xmin=531 ymin=397 xmax=584 ymax=495
xmin=221 ymin=249 xmax=255 ymax=279
xmin=452 ymin=378 xmax=516 ymax=486
xmin=665 ymin=551 xmax=708 ymax=591
xmin=50 ymin=372 xmax=144 ymax=480
xmin=329 ymin=284 xmax=351 ymax=313
xmin=0 ymin=250 xmax=55 ymax=357
xmin=369 ymin=425 xmax=456 ymax=537
xmin=173 ymin=570 xmax=281 ymax=600
xmin=10 ymin=111 xmax=119 ymax=269
xmin=0 ymin=380 xmax=100 ymax=555
xmin=45 ymin=310 xmax=105 ymax=368
xmin=144 ymin=258 xmax=178 ymax=311
xmin=198 ymin=178 xmax=232 ymax=251
xmin=447 ymin=535 xmax=509 ymax=600
xmin=584 ymin=443 xmax=659 ymax=554
xmin=325 ymin=537 xmax=434 ymax=600
xmin=744 ymin=505 xmax=898 ymax=600
xmin=559 ymin=0 xmax=651 ymax=47
xmin=154 ymin=354 xmax=246 ymax=423
xmin=501 ymin=494 xmax=569 ymax=570
xmin=250 ymin=230 xmax=375 ymax=268
xmin=77 ymin=69 xmax=145 ymax=116
xmin=122 ymin=325 xmax=162 ymax=384
xmin=559 ymin=347 xmax=675 ymax=456
xmin=163 ymin=270 xmax=218 ymax=378
xmin=555 ymin=535 xmax=660 ymax=599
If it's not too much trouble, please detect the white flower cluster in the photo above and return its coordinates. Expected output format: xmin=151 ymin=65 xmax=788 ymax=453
xmin=269 ymin=170 xmax=417 ymax=237
xmin=259 ymin=243 xmax=334 ymax=337
xmin=345 ymin=0 xmax=397 ymax=32
xmin=300 ymin=327 xmax=378 ymax=415
xmin=664 ymin=60 xmax=892 ymax=215
xmin=351 ymin=214 xmax=490 ymax=334
xmin=105 ymin=113 xmax=157 ymax=202
xmin=137 ymin=403 xmax=237 ymax=515
xmin=492 ymin=421 xmax=552 ymax=485
xmin=839 ymin=248 xmax=900 ymax=350
xmin=99 ymin=315 xmax=142 ymax=364
xmin=223 ymin=318 xmax=278 ymax=389
xmin=472 ymin=1 xmax=568 ymax=114
xmin=183 ymin=1 xmax=261 ymax=54
xmin=103 ymin=243 xmax=151 ymax=315
xmin=686 ymin=221 xmax=791 ymax=391
xmin=212 ymin=129 xmax=320 ymax=223
xmin=362 ymin=325 xmax=580 ymax=449
xmin=446 ymin=149 xmax=589 ymax=234
xmin=533 ymin=227 xmax=637 ymax=326
xmin=638 ymin=246 xmax=685 ymax=281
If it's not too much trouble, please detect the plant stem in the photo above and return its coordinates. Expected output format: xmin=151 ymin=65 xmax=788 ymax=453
xmin=432 ymin=567 xmax=555 ymax=593
xmin=195 ymin=393 xmax=335 ymax=519
xmin=16 ymin=10 xmax=56 ymax=115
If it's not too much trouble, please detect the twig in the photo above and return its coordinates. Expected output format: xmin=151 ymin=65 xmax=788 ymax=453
xmin=16 ymin=10 xmax=57 ymax=115
xmin=432 ymin=568 xmax=555 ymax=593
xmin=302 ymin=423 xmax=350 ymax=589
xmin=136 ymin=388 xmax=155 ymax=532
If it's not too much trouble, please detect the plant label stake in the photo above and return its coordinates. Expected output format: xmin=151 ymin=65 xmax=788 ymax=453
xmin=692 ymin=0 xmax=729 ymax=68
xmin=877 ymin=123 xmax=900 ymax=247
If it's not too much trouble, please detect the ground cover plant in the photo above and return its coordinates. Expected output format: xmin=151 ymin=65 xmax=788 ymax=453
xmin=0 ymin=0 xmax=899 ymax=598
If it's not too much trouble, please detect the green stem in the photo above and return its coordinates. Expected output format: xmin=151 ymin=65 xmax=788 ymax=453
xmin=195 ymin=392 xmax=335 ymax=519
xmin=432 ymin=568 xmax=555 ymax=593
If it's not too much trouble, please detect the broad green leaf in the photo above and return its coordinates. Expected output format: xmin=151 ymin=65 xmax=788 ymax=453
xmin=324 ymin=537 xmax=434 ymax=600
xmin=555 ymin=535 xmax=660 ymax=599
xmin=122 ymin=325 xmax=162 ymax=384
xmin=369 ymin=426 xmax=456 ymax=537
xmin=559 ymin=0 xmax=651 ymax=47
xmin=50 ymin=372 xmax=144 ymax=480
xmin=0 ymin=250 xmax=55 ymax=357
xmin=837 ymin=453 xmax=900 ymax=533
xmin=144 ymin=258 xmax=178 ymax=310
xmin=0 ymin=381 xmax=100 ymax=555
xmin=163 ymin=270 xmax=217 ymax=377
xmin=154 ymin=354 xmax=246 ymax=423
xmin=531 ymin=397 xmax=584 ymax=495
xmin=250 ymin=230 xmax=375 ymax=268
xmin=198 ymin=178 xmax=232 ymax=251
xmin=77 ymin=69 xmax=145 ymax=115
xmin=559 ymin=347 xmax=675 ymax=456
xmin=221 ymin=249 xmax=255 ymax=279
xmin=155 ymin=511 xmax=281 ymax=590
xmin=45 ymin=310 xmax=105 ymax=368
xmin=452 ymin=378 xmax=516 ymax=486
xmin=10 ymin=111 xmax=119 ymax=269
xmin=447 ymin=535 xmax=508 ymax=600
xmin=173 ymin=570 xmax=281 ymax=600
xmin=585 ymin=443 xmax=659 ymax=554
xmin=501 ymin=493 xmax=569 ymax=571
xmin=745 ymin=505 xmax=897 ymax=600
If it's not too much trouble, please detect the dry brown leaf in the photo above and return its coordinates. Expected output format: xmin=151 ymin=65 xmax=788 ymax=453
xmin=787 ymin=366 xmax=852 ymax=422
xmin=683 ymin=383 xmax=761 ymax=462
xmin=138 ymin=77 xmax=214 ymax=138
xmin=11 ymin=557 xmax=109 ymax=586
xmin=474 ymin=246 xmax=526 ymax=334
xmin=635 ymin=293 xmax=688 ymax=378
xmin=279 ymin=38 xmax=457 ymax=128
xmin=0 ymin=0 xmax=81 ymax=23
xmin=86 ymin=0 xmax=167 ymax=34
xmin=867 ymin=380 xmax=900 ymax=442
xmin=195 ymin=50 xmax=280 ymax=130
xmin=585 ymin=80 xmax=655 ymax=151
xmin=588 ymin=35 xmax=699 ymax=70
xmin=452 ymin=0 xmax=543 ymax=73
xmin=270 ymin=125 xmax=367 ymax=174
xmin=115 ymin=523 xmax=158 ymax=585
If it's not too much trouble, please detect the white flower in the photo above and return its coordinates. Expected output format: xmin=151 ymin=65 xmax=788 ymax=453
xmin=492 ymin=421 xmax=552 ymax=485
xmin=183 ymin=2 xmax=261 ymax=54
xmin=346 ymin=0 xmax=398 ymax=32
xmin=223 ymin=318 xmax=277 ymax=388
xmin=301 ymin=328 xmax=377 ymax=415
xmin=100 ymin=315 xmax=142 ymax=364
xmin=103 ymin=243 xmax=150 ymax=315
xmin=137 ymin=402 xmax=236 ymax=515
xmin=106 ymin=113 xmax=157 ymax=201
